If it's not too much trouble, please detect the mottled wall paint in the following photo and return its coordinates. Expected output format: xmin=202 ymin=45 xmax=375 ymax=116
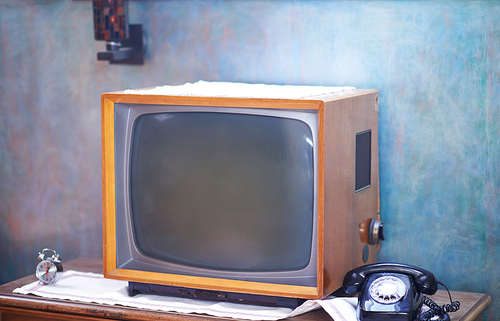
xmin=0 ymin=0 xmax=498 ymax=318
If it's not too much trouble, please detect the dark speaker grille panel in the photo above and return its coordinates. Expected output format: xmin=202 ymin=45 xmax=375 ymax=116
xmin=355 ymin=130 xmax=371 ymax=192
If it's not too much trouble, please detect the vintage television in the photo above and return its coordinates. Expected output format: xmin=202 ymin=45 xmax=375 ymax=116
xmin=101 ymin=82 xmax=382 ymax=308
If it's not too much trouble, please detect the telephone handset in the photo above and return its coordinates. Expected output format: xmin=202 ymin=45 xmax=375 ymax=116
xmin=343 ymin=262 xmax=460 ymax=321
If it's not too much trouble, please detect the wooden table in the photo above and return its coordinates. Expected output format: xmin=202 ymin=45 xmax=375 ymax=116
xmin=0 ymin=258 xmax=491 ymax=321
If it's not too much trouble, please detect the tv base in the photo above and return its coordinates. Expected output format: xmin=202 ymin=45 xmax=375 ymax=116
xmin=128 ymin=281 xmax=306 ymax=309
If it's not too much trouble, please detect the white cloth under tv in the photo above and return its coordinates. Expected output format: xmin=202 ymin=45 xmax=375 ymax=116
xmin=123 ymin=80 xmax=356 ymax=99
xmin=14 ymin=270 xmax=358 ymax=321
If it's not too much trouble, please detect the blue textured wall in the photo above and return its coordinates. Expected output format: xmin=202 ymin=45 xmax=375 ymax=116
xmin=0 ymin=0 xmax=498 ymax=319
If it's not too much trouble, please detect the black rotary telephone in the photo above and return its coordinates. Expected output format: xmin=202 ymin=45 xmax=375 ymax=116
xmin=343 ymin=262 xmax=460 ymax=321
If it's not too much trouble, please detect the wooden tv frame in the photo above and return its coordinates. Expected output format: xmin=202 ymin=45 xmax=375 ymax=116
xmin=101 ymin=87 xmax=380 ymax=300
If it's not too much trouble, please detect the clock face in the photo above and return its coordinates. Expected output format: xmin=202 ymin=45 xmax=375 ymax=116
xmin=36 ymin=260 xmax=57 ymax=284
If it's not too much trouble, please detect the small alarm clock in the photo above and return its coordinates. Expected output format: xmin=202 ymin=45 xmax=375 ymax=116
xmin=35 ymin=248 xmax=63 ymax=285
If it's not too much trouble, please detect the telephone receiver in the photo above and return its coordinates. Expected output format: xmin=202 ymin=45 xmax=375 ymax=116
xmin=343 ymin=262 xmax=454 ymax=321
xmin=343 ymin=262 xmax=438 ymax=295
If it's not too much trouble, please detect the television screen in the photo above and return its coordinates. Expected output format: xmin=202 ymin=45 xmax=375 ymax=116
xmin=130 ymin=111 xmax=314 ymax=272
xmin=113 ymin=104 xmax=319 ymax=288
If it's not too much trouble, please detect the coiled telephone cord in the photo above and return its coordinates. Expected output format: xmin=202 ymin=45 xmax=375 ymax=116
xmin=417 ymin=281 xmax=460 ymax=321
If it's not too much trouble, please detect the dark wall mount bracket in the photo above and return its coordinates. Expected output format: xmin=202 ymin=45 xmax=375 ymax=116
xmin=97 ymin=24 xmax=144 ymax=65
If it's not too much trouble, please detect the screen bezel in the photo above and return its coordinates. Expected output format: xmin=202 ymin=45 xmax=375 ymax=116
xmin=113 ymin=103 xmax=319 ymax=288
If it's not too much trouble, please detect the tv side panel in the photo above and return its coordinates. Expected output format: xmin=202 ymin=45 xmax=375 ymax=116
xmin=322 ymin=90 xmax=379 ymax=296
xmin=101 ymin=96 xmax=118 ymax=276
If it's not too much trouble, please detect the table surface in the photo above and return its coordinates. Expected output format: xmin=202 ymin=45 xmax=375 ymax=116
xmin=0 ymin=258 xmax=491 ymax=321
